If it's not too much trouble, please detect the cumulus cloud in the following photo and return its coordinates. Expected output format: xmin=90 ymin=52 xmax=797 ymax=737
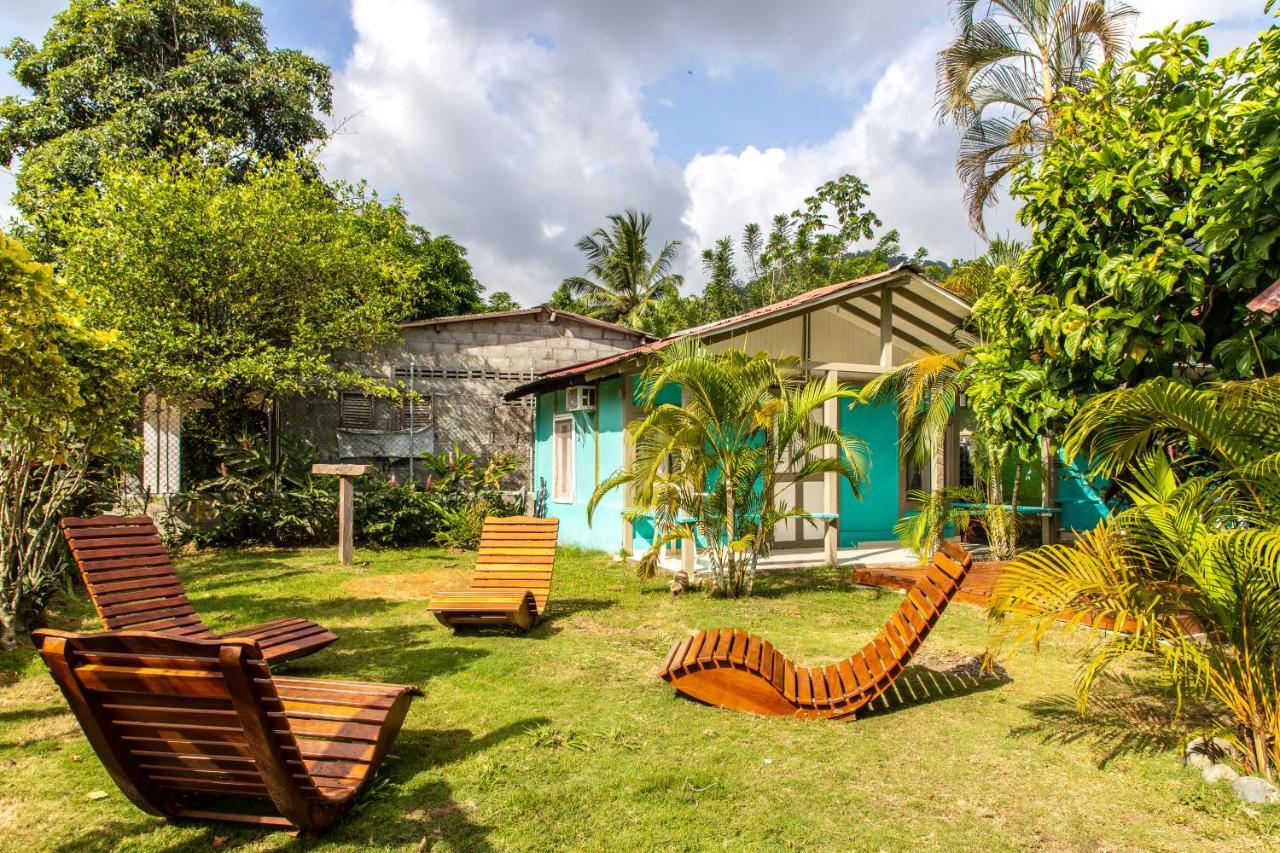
xmin=323 ymin=0 xmax=947 ymax=302
xmin=681 ymin=31 xmax=1012 ymax=268
xmin=2 ymin=0 xmax=1273 ymax=299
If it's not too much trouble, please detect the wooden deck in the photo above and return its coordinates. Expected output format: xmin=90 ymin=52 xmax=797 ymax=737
xmin=852 ymin=560 xmax=1137 ymax=633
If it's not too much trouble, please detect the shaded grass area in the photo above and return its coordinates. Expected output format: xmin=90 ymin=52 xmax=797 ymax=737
xmin=1 ymin=546 xmax=1277 ymax=851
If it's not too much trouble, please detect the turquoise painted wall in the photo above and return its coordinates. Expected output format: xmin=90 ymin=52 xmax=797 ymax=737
xmin=839 ymin=398 xmax=901 ymax=544
xmin=1058 ymin=453 xmax=1110 ymax=533
xmin=534 ymin=379 xmax=627 ymax=552
xmin=535 ymin=378 xmax=907 ymax=552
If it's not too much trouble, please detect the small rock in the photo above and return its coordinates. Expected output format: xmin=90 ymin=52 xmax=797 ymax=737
xmin=1203 ymin=764 xmax=1238 ymax=784
xmin=87 ymin=790 xmax=109 ymax=801
xmin=1231 ymin=776 xmax=1280 ymax=804
xmin=1185 ymin=736 xmax=1233 ymax=769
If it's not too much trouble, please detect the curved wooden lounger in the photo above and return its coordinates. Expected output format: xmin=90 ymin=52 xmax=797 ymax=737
xmin=34 ymin=629 xmax=418 ymax=835
xmin=427 ymin=516 xmax=558 ymax=631
xmin=658 ymin=542 xmax=974 ymax=719
xmin=62 ymin=515 xmax=338 ymax=663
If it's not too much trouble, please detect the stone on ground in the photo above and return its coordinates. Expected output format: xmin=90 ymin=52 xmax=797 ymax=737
xmin=1230 ymin=776 xmax=1279 ymax=804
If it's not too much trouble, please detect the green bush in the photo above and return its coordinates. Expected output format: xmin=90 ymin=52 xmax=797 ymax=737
xmin=174 ymin=439 xmax=524 ymax=550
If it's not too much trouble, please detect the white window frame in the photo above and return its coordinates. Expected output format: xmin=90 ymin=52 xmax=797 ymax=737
xmin=552 ymin=414 xmax=575 ymax=503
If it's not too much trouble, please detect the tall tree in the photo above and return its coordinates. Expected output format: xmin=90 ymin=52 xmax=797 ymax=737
xmin=1 ymin=233 xmax=131 ymax=646
xmin=55 ymin=146 xmax=426 ymax=413
xmin=935 ymin=0 xmax=1136 ymax=235
xmin=0 ymin=0 xmax=332 ymax=243
xmin=562 ymin=209 xmax=683 ymax=328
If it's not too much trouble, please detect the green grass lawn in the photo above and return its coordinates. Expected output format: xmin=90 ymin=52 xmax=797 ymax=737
xmin=1 ymin=545 xmax=1277 ymax=851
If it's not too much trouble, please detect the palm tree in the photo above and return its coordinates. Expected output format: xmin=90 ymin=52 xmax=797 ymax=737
xmin=936 ymin=0 xmax=1136 ymax=235
xmin=989 ymin=377 xmax=1280 ymax=779
xmin=562 ymin=209 xmax=682 ymax=327
xmin=588 ymin=341 xmax=868 ymax=597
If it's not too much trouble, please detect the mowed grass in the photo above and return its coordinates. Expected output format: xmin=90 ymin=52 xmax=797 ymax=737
xmin=1 ymin=545 xmax=1278 ymax=852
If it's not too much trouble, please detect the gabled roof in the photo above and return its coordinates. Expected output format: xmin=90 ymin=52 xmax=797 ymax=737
xmin=401 ymin=305 xmax=655 ymax=340
xmin=504 ymin=264 xmax=968 ymax=399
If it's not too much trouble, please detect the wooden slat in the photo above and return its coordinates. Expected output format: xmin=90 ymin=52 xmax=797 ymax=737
xmin=35 ymin=626 xmax=415 ymax=833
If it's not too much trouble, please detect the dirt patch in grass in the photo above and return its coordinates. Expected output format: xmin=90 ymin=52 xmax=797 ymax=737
xmin=341 ymin=569 xmax=471 ymax=602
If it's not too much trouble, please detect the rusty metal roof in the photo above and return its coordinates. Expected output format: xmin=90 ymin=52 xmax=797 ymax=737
xmin=1248 ymin=278 xmax=1280 ymax=313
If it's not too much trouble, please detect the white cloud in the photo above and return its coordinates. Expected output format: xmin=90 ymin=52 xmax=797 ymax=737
xmin=323 ymin=0 xmax=947 ymax=302
xmin=681 ymin=31 xmax=1015 ymax=268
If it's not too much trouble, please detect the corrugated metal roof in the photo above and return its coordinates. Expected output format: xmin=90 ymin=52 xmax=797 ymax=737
xmin=504 ymin=264 xmax=958 ymax=399
xmin=1248 ymin=278 xmax=1280 ymax=314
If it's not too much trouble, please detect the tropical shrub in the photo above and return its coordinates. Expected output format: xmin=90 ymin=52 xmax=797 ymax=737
xmin=421 ymin=446 xmax=523 ymax=550
xmin=589 ymin=342 xmax=867 ymax=597
xmin=989 ymin=377 xmax=1280 ymax=778
xmin=174 ymin=436 xmax=337 ymax=548
xmin=353 ymin=476 xmax=438 ymax=547
xmin=0 ymin=233 xmax=131 ymax=646
xmin=895 ymin=487 xmax=978 ymax=563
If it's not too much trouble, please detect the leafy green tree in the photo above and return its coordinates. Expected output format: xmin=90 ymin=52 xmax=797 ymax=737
xmin=563 ymin=209 xmax=683 ymax=327
xmin=969 ymin=20 xmax=1280 ymax=447
xmin=363 ymin=218 xmax=483 ymax=321
xmin=990 ymin=376 xmax=1280 ymax=779
xmin=484 ymin=291 xmax=520 ymax=312
xmin=0 ymin=0 xmax=331 ymax=243
xmin=55 ymin=146 xmax=431 ymax=415
xmin=588 ymin=342 xmax=867 ymax=597
xmin=1 ymin=233 xmax=131 ymax=646
xmin=936 ymin=0 xmax=1136 ymax=234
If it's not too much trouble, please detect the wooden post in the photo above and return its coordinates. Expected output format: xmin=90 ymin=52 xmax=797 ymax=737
xmin=620 ymin=376 xmax=634 ymax=558
xmin=1040 ymin=435 xmax=1058 ymax=546
xmin=823 ymin=369 xmax=839 ymax=566
xmin=312 ymin=464 xmax=374 ymax=564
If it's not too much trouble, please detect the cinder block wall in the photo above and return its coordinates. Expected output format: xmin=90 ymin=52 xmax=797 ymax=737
xmin=280 ymin=312 xmax=644 ymax=488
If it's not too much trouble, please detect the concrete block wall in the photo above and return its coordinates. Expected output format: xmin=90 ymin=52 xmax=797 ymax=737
xmin=280 ymin=311 xmax=645 ymax=488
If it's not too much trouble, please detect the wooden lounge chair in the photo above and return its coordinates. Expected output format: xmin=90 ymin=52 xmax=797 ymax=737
xmin=33 ymin=628 xmax=417 ymax=835
xmin=62 ymin=515 xmax=338 ymax=663
xmin=657 ymin=542 xmax=974 ymax=719
xmin=427 ymin=516 xmax=559 ymax=631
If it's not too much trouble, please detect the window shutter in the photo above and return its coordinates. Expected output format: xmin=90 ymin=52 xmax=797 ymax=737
xmin=339 ymin=393 xmax=374 ymax=430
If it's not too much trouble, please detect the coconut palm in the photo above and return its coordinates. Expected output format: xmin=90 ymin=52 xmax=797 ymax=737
xmin=588 ymin=341 xmax=868 ymax=597
xmin=989 ymin=377 xmax=1280 ymax=778
xmin=936 ymin=0 xmax=1136 ymax=235
xmin=562 ymin=209 xmax=682 ymax=328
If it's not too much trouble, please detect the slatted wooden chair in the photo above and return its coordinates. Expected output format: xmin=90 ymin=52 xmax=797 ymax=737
xmin=658 ymin=542 xmax=974 ymax=719
xmin=426 ymin=516 xmax=559 ymax=631
xmin=62 ymin=515 xmax=338 ymax=663
xmin=33 ymin=628 xmax=418 ymax=834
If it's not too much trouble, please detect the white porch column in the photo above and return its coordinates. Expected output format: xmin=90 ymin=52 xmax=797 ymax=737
xmin=823 ymin=369 xmax=839 ymax=565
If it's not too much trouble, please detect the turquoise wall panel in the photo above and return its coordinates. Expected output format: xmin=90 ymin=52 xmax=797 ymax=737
xmin=1058 ymin=452 xmax=1110 ymax=533
xmin=534 ymin=380 xmax=627 ymax=553
xmin=838 ymin=398 xmax=901 ymax=544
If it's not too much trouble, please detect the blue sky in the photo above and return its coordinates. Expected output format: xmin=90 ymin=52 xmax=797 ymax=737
xmin=2 ymin=1 xmax=1276 ymax=303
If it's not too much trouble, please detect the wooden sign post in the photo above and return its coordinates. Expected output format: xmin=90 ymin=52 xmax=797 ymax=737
xmin=311 ymin=464 xmax=374 ymax=564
